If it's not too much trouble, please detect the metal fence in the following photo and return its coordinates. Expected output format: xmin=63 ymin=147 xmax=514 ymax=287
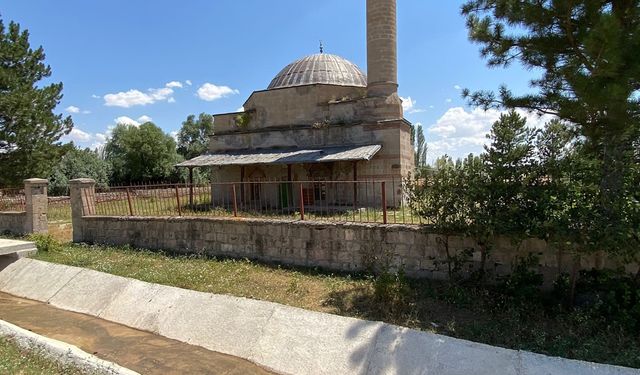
xmin=93 ymin=180 xmax=422 ymax=225
xmin=0 ymin=188 xmax=25 ymax=212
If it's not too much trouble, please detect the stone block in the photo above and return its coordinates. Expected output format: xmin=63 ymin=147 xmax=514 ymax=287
xmin=158 ymin=291 xmax=276 ymax=360
xmin=251 ymin=304 xmax=383 ymax=375
xmin=367 ymin=325 xmax=520 ymax=375
xmin=0 ymin=259 xmax=82 ymax=302
xmin=48 ymin=268 xmax=131 ymax=316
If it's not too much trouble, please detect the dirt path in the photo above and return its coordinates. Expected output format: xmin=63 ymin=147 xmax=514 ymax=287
xmin=0 ymin=292 xmax=275 ymax=375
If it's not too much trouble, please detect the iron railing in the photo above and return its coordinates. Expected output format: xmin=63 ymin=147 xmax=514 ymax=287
xmin=93 ymin=180 xmax=422 ymax=225
xmin=0 ymin=188 xmax=25 ymax=212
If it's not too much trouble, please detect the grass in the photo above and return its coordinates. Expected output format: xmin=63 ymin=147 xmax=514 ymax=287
xmin=0 ymin=336 xmax=89 ymax=375
xmin=28 ymin=239 xmax=640 ymax=369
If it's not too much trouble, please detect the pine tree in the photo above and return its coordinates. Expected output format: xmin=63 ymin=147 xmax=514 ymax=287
xmin=462 ymin=0 xmax=640 ymax=219
xmin=0 ymin=17 xmax=73 ymax=186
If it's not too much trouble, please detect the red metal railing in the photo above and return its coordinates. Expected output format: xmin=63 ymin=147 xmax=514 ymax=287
xmin=0 ymin=188 xmax=25 ymax=212
xmin=93 ymin=180 xmax=422 ymax=225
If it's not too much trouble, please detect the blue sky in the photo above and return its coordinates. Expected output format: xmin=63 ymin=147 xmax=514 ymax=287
xmin=3 ymin=0 xmax=547 ymax=162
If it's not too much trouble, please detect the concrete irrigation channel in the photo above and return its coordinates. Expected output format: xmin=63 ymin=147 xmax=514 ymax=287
xmin=0 ymin=254 xmax=638 ymax=375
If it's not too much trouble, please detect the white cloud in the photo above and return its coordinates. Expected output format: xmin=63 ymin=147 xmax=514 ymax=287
xmin=400 ymin=96 xmax=427 ymax=114
xmin=454 ymin=85 xmax=462 ymax=90
xmin=446 ymin=98 xmax=453 ymax=103
xmin=104 ymin=85 xmax=175 ymax=108
xmin=236 ymin=106 xmax=245 ymax=112
xmin=168 ymin=97 xmax=176 ymax=103
xmin=65 ymin=106 xmax=80 ymax=114
xmin=137 ymin=115 xmax=153 ymax=123
xmin=197 ymin=83 xmax=239 ymax=101
xmin=82 ymin=110 xmax=91 ymax=114
xmin=185 ymin=80 xmax=193 ymax=86
xmin=426 ymin=107 xmax=555 ymax=162
xmin=170 ymin=131 xmax=179 ymax=141
xmin=66 ymin=128 xmax=92 ymax=143
xmin=114 ymin=116 xmax=141 ymax=127
xmin=91 ymin=94 xmax=101 ymax=99
xmin=166 ymin=81 xmax=183 ymax=88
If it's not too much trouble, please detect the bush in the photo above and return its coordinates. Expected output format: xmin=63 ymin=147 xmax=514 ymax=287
xmin=27 ymin=234 xmax=62 ymax=253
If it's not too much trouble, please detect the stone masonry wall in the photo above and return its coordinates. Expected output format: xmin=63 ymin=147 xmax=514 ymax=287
xmin=76 ymin=216 xmax=628 ymax=282
xmin=0 ymin=212 xmax=27 ymax=235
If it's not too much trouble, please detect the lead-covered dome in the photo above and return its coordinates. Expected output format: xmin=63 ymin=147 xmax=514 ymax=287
xmin=268 ymin=53 xmax=367 ymax=90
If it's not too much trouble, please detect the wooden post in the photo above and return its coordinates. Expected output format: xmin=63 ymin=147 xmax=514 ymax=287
xmin=381 ymin=181 xmax=387 ymax=224
xmin=126 ymin=188 xmax=134 ymax=216
xmin=189 ymin=167 xmax=194 ymax=207
xmin=175 ymin=185 xmax=182 ymax=216
xmin=299 ymin=183 xmax=305 ymax=221
xmin=232 ymin=184 xmax=238 ymax=217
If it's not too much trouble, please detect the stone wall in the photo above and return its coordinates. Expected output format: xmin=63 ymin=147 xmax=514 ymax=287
xmin=75 ymin=215 xmax=626 ymax=282
xmin=0 ymin=212 xmax=27 ymax=235
xmin=0 ymin=179 xmax=48 ymax=236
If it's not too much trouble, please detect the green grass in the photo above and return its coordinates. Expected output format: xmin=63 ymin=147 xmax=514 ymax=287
xmin=29 ymin=240 xmax=640 ymax=369
xmin=0 ymin=336 xmax=89 ymax=375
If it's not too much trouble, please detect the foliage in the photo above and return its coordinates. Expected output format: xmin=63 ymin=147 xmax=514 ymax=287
xmin=0 ymin=17 xmax=73 ymax=186
xmin=27 ymin=233 xmax=62 ymax=253
xmin=177 ymin=113 xmax=214 ymax=160
xmin=234 ymin=112 xmax=251 ymax=128
xmin=48 ymin=146 xmax=110 ymax=195
xmin=104 ymin=122 xmax=183 ymax=184
xmin=410 ymin=111 xmax=639 ymax=282
xmin=410 ymin=123 xmax=428 ymax=171
xmin=461 ymin=0 xmax=640 ymax=242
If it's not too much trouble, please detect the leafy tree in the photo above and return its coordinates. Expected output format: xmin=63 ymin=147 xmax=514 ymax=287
xmin=461 ymin=0 xmax=640 ymax=220
xmin=409 ymin=156 xmax=470 ymax=279
xmin=49 ymin=146 xmax=110 ymax=196
xmin=0 ymin=17 xmax=73 ymax=186
xmin=177 ymin=113 xmax=214 ymax=160
xmin=104 ymin=122 xmax=183 ymax=184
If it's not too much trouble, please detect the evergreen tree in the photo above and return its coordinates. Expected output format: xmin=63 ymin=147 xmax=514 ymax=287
xmin=462 ymin=0 xmax=640 ymax=219
xmin=0 ymin=17 xmax=73 ymax=186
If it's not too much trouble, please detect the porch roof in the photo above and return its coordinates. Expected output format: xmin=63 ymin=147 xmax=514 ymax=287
xmin=176 ymin=144 xmax=382 ymax=168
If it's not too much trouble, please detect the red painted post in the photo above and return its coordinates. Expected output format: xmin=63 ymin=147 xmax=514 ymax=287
xmin=299 ymin=183 xmax=305 ymax=221
xmin=381 ymin=181 xmax=387 ymax=224
xmin=232 ymin=184 xmax=238 ymax=217
xmin=175 ymin=185 xmax=182 ymax=216
xmin=126 ymin=188 xmax=134 ymax=216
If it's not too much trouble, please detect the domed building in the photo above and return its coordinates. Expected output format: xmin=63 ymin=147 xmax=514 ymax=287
xmin=178 ymin=0 xmax=414 ymax=208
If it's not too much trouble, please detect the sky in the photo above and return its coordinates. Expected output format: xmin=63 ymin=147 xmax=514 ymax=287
xmin=3 ymin=0 xmax=550 ymax=162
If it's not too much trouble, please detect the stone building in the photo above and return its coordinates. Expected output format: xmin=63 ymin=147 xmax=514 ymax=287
xmin=178 ymin=0 xmax=414 ymax=208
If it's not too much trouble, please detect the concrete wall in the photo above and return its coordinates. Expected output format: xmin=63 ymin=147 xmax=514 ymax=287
xmin=0 ymin=212 xmax=27 ymax=235
xmin=74 ymin=215 xmax=628 ymax=282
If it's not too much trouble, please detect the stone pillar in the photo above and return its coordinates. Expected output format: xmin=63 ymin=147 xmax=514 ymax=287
xmin=69 ymin=178 xmax=96 ymax=243
xmin=365 ymin=0 xmax=403 ymax=120
xmin=24 ymin=178 xmax=48 ymax=234
xmin=367 ymin=0 xmax=398 ymax=97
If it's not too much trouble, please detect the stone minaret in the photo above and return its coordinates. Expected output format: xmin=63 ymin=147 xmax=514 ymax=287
xmin=366 ymin=0 xmax=403 ymax=119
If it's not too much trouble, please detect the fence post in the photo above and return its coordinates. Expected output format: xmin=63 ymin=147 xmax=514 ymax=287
xmin=23 ymin=178 xmax=48 ymax=234
xmin=69 ymin=178 xmax=96 ymax=243
xmin=126 ymin=188 xmax=134 ymax=216
xmin=299 ymin=183 xmax=305 ymax=221
xmin=381 ymin=181 xmax=387 ymax=224
xmin=232 ymin=184 xmax=238 ymax=217
xmin=175 ymin=185 xmax=182 ymax=216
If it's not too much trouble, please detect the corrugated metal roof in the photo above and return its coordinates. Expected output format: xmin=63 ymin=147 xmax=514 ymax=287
xmin=176 ymin=145 xmax=382 ymax=168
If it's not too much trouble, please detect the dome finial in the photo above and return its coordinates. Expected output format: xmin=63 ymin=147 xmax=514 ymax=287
xmin=319 ymin=40 xmax=324 ymax=54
